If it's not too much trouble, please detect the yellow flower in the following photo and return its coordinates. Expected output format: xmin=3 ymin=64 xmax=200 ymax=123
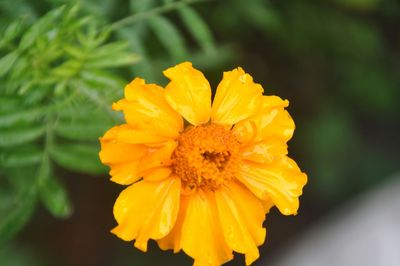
xmin=99 ymin=62 xmax=307 ymax=266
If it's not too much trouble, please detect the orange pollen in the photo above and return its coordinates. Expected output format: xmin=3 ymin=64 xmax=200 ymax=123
xmin=171 ymin=124 xmax=241 ymax=191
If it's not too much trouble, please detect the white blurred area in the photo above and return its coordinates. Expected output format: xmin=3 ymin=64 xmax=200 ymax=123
xmin=269 ymin=174 xmax=400 ymax=266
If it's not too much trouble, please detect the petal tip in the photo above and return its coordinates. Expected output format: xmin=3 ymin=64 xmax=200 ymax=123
xmin=134 ymin=240 xmax=148 ymax=252
xmin=163 ymin=61 xmax=193 ymax=79
xmin=112 ymin=101 xmax=122 ymax=111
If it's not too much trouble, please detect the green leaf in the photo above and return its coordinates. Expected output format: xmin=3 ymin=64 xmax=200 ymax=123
xmin=73 ymin=81 xmax=121 ymax=119
xmin=64 ymin=3 xmax=80 ymax=23
xmin=85 ymin=53 xmax=140 ymax=68
xmin=0 ymin=107 xmax=46 ymax=127
xmin=79 ymin=69 xmax=124 ymax=89
xmin=54 ymin=80 xmax=68 ymax=96
xmin=75 ymin=18 xmax=109 ymax=48
xmin=178 ymin=5 xmax=215 ymax=53
xmin=55 ymin=120 xmax=111 ymax=141
xmin=0 ymin=126 xmax=45 ymax=147
xmin=37 ymin=156 xmax=72 ymax=218
xmin=0 ymin=52 xmax=19 ymax=77
xmin=149 ymin=16 xmax=188 ymax=59
xmin=52 ymin=60 xmax=82 ymax=77
xmin=7 ymin=55 xmax=28 ymax=80
xmin=50 ymin=143 xmax=106 ymax=175
xmin=4 ymin=165 xmax=37 ymax=190
xmin=17 ymin=80 xmax=34 ymax=95
xmin=116 ymin=28 xmax=158 ymax=81
xmin=242 ymin=0 xmax=282 ymax=33
xmin=84 ymin=41 xmax=140 ymax=68
xmin=57 ymin=104 xmax=109 ymax=120
xmin=88 ymin=41 xmax=130 ymax=59
xmin=0 ymin=0 xmax=36 ymax=23
xmin=0 ymin=96 xmax=21 ymax=112
xmin=190 ymin=45 xmax=234 ymax=68
xmin=37 ymin=154 xmax=51 ymax=182
xmin=0 ymin=146 xmax=43 ymax=167
xmin=63 ymin=44 xmax=87 ymax=59
xmin=19 ymin=5 xmax=66 ymax=50
xmin=40 ymin=175 xmax=72 ymax=218
xmin=130 ymin=0 xmax=156 ymax=12
xmin=1 ymin=18 xmax=24 ymax=44
xmin=0 ymin=167 xmax=38 ymax=245
xmin=0 ymin=187 xmax=14 ymax=213
xmin=0 ymin=188 xmax=37 ymax=245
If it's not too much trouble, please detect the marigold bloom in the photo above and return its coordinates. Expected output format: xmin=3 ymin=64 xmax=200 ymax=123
xmin=99 ymin=62 xmax=307 ymax=266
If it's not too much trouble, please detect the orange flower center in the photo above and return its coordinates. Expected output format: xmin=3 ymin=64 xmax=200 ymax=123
xmin=172 ymin=124 xmax=241 ymax=192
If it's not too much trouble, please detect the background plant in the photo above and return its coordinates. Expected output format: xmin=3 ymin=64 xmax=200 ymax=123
xmin=0 ymin=0 xmax=217 ymax=247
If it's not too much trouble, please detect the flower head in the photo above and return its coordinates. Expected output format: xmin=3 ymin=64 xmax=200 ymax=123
xmin=99 ymin=62 xmax=307 ymax=265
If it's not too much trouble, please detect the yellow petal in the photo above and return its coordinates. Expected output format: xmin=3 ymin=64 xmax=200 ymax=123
xmin=99 ymin=126 xmax=147 ymax=165
xmin=181 ymin=189 xmax=233 ymax=266
xmin=241 ymin=138 xmax=288 ymax=164
xmin=157 ymin=194 xmax=189 ymax=253
xmin=139 ymin=140 xmax=177 ymax=171
xmin=164 ymin=62 xmax=211 ymax=125
xmin=260 ymin=95 xmax=289 ymax=109
xmin=112 ymin=140 xmax=176 ymax=184
xmin=238 ymin=157 xmax=307 ymax=215
xmin=116 ymin=124 xmax=170 ymax=144
xmin=111 ymin=176 xmax=181 ymax=252
xmin=211 ymin=67 xmax=263 ymax=126
xmin=233 ymin=96 xmax=294 ymax=144
xmin=215 ymin=182 xmax=266 ymax=265
xmin=142 ymin=167 xmax=173 ymax=182
xmin=261 ymin=197 xmax=274 ymax=214
xmin=112 ymin=78 xmax=183 ymax=138
xmin=99 ymin=125 xmax=148 ymax=185
xmin=108 ymin=139 xmax=175 ymax=184
xmin=109 ymin=161 xmax=141 ymax=185
xmin=99 ymin=125 xmax=177 ymax=185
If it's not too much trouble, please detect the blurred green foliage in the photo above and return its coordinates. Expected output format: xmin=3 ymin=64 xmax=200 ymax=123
xmin=0 ymin=0 xmax=400 ymax=265
xmin=0 ymin=0 xmax=217 ymax=246
xmin=211 ymin=0 xmax=400 ymax=203
xmin=0 ymin=243 xmax=44 ymax=266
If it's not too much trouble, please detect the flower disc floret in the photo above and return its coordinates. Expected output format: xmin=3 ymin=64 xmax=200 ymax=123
xmin=172 ymin=124 xmax=241 ymax=191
